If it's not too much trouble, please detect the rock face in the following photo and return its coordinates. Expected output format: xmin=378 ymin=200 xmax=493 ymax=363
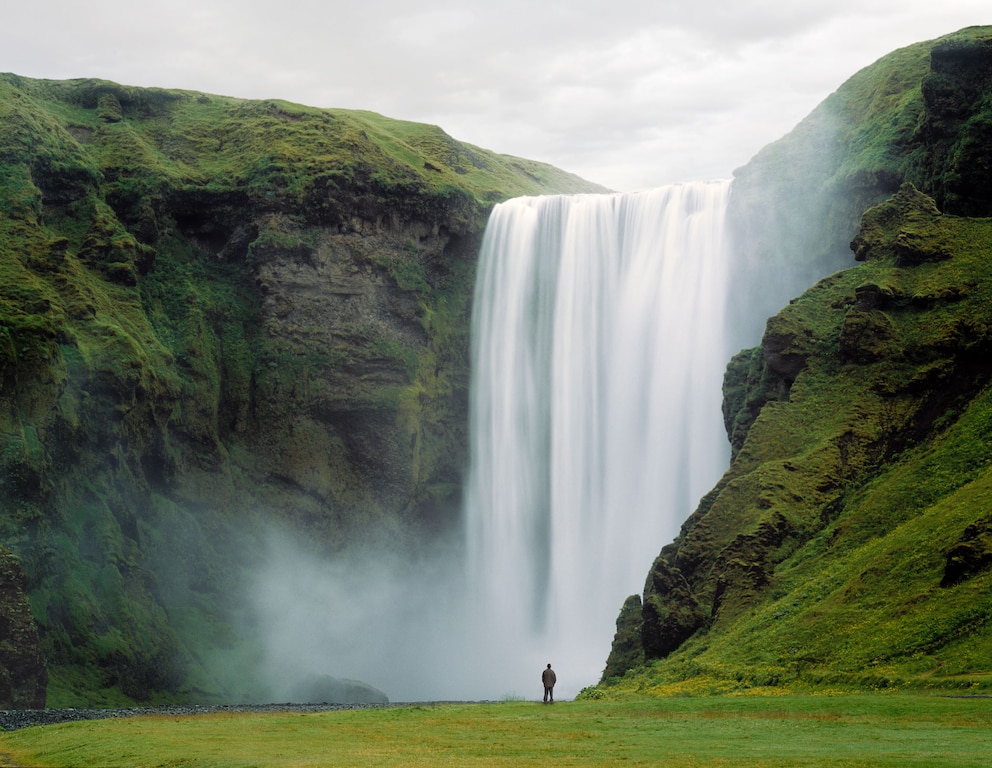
xmin=919 ymin=31 xmax=992 ymax=216
xmin=601 ymin=595 xmax=644 ymax=681
xmin=0 ymin=549 xmax=46 ymax=708
xmin=604 ymin=26 xmax=992 ymax=692
xmin=0 ymin=75 xmax=604 ymax=704
xmin=640 ymin=558 xmax=705 ymax=661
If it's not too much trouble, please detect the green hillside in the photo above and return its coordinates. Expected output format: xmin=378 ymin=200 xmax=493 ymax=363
xmin=597 ymin=26 xmax=992 ymax=696
xmin=0 ymin=74 xmax=604 ymax=706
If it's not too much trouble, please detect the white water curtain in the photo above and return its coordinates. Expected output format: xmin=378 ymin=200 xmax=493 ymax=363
xmin=464 ymin=182 xmax=733 ymax=694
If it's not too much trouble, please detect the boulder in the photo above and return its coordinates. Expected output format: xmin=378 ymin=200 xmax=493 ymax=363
xmin=288 ymin=674 xmax=388 ymax=704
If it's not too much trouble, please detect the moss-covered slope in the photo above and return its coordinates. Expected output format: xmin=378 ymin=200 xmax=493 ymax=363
xmin=0 ymin=74 xmax=604 ymax=706
xmin=599 ymin=26 xmax=992 ymax=696
xmin=726 ymin=25 xmax=992 ymax=349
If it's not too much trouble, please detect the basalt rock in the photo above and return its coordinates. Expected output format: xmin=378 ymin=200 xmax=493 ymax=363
xmin=287 ymin=674 xmax=389 ymax=705
xmin=600 ymin=594 xmax=644 ymax=682
xmin=918 ymin=31 xmax=992 ymax=216
xmin=639 ymin=556 xmax=705 ymax=661
xmin=0 ymin=548 xmax=47 ymax=708
xmin=942 ymin=518 xmax=992 ymax=587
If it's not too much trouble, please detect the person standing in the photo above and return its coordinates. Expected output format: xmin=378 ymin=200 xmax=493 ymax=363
xmin=542 ymin=663 xmax=556 ymax=703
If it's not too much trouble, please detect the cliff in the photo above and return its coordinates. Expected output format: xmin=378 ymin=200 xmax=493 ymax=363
xmin=0 ymin=74 xmax=604 ymax=705
xmin=600 ymin=26 xmax=992 ymax=694
xmin=0 ymin=547 xmax=46 ymax=707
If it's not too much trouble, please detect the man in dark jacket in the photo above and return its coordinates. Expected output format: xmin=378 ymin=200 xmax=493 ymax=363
xmin=542 ymin=663 xmax=556 ymax=703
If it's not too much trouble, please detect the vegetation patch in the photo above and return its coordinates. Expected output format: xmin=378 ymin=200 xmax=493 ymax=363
xmin=0 ymin=697 xmax=989 ymax=767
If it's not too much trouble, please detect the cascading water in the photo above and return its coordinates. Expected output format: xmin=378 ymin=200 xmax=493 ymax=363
xmin=463 ymin=181 xmax=734 ymax=698
xmin=250 ymin=181 xmax=742 ymax=704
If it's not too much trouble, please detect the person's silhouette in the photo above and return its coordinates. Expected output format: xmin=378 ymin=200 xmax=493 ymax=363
xmin=542 ymin=663 xmax=556 ymax=703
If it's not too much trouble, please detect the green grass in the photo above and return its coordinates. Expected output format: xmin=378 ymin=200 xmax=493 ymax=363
xmin=1 ymin=696 xmax=989 ymax=767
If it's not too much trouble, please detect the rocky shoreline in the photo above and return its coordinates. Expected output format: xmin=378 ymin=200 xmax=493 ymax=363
xmin=0 ymin=702 xmax=488 ymax=731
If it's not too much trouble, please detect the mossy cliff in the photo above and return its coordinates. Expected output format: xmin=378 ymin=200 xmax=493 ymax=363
xmin=0 ymin=74 xmax=604 ymax=706
xmin=600 ymin=26 xmax=992 ymax=695
xmin=726 ymin=25 xmax=992 ymax=348
xmin=0 ymin=546 xmax=45 ymax=707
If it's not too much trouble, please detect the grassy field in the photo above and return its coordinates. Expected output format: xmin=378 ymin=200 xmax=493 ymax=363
xmin=1 ymin=695 xmax=989 ymax=767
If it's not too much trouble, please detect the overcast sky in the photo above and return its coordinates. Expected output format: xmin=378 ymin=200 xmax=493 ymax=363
xmin=3 ymin=2 xmax=989 ymax=190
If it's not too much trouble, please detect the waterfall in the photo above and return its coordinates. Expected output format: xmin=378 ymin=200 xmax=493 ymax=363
xmin=463 ymin=181 xmax=734 ymax=697
xmin=249 ymin=181 xmax=740 ymax=704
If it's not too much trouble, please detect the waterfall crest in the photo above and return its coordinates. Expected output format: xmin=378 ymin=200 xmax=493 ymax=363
xmin=464 ymin=181 xmax=734 ymax=695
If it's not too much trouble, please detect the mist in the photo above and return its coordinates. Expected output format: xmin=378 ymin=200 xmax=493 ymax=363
xmin=245 ymin=183 xmax=737 ymax=704
xmin=247 ymin=525 xmax=602 ymax=702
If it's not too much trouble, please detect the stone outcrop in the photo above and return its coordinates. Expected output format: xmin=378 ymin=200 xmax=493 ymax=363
xmin=0 ymin=549 xmax=46 ymax=708
xmin=942 ymin=518 xmax=992 ymax=587
xmin=601 ymin=595 xmax=644 ymax=681
xmin=286 ymin=674 xmax=389 ymax=705
xmin=640 ymin=558 xmax=706 ymax=661
xmin=919 ymin=31 xmax=992 ymax=216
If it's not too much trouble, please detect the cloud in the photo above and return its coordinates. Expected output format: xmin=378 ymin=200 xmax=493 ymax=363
xmin=2 ymin=2 xmax=989 ymax=188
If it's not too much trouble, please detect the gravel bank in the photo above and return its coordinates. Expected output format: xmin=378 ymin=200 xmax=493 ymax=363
xmin=0 ymin=702 xmax=486 ymax=732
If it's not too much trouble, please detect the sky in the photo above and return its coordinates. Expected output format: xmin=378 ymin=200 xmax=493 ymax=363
xmin=3 ymin=2 xmax=989 ymax=191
